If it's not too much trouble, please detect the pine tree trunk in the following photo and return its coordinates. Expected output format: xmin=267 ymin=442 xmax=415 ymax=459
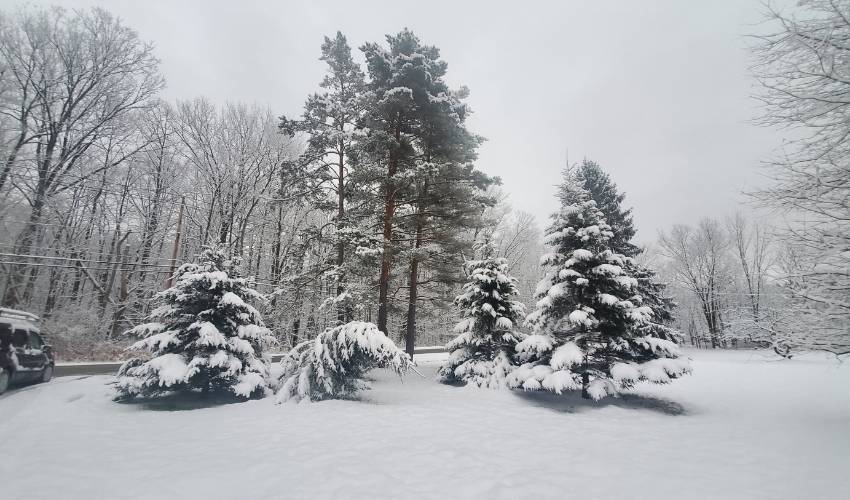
xmin=377 ymin=118 xmax=401 ymax=335
xmin=581 ymin=371 xmax=590 ymax=400
xmin=404 ymin=182 xmax=427 ymax=357
xmin=335 ymin=148 xmax=348 ymax=324
xmin=405 ymin=257 xmax=419 ymax=357
xmin=377 ymin=201 xmax=394 ymax=334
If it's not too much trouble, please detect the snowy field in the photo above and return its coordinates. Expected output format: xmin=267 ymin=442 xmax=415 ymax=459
xmin=1 ymin=349 xmax=848 ymax=500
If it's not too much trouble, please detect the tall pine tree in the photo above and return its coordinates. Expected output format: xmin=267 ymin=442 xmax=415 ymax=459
xmin=359 ymin=29 xmax=490 ymax=339
xmin=508 ymin=174 xmax=690 ymax=400
xmin=116 ymin=248 xmax=275 ymax=400
xmin=280 ymin=31 xmax=367 ymax=324
xmin=401 ymin=91 xmax=494 ymax=354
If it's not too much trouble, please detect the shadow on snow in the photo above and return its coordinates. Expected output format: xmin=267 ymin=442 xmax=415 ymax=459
xmin=115 ymin=391 xmax=251 ymax=411
xmin=513 ymin=389 xmax=688 ymax=416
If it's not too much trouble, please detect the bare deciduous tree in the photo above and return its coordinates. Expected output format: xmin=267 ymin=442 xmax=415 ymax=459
xmin=750 ymin=0 xmax=850 ymax=351
xmin=0 ymin=6 xmax=163 ymax=306
xmin=727 ymin=213 xmax=772 ymax=322
xmin=659 ymin=219 xmax=731 ymax=348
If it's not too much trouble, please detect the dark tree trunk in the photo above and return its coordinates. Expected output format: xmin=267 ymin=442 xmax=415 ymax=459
xmin=270 ymin=204 xmax=284 ymax=284
xmin=43 ymin=265 xmax=62 ymax=318
xmin=3 ymin=195 xmax=46 ymax=307
xmin=335 ymin=150 xmax=349 ymax=324
xmin=109 ymin=244 xmax=132 ymax=339
xmin=377 ymin=189 xmax=396 ymax=335
xmin=202 ymin=187 xmax=219 ymax=246
xmin=405 ymin=258 xmax=419 ymax=357
xmin=134 ymin=169 xmax=164 ymax=303
xmin=0 ymin=120 xmax=31 ymax=193
xmin=404 ymin=182 xmax=427 ymax=357
xmin=377 ymin=120 xmax=401 ymax=335
xmin=218 ymin=191 xmax=231 ymax=246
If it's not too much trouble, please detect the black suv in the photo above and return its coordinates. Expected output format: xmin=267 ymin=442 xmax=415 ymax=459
xmin=0 ymin=308 xmax=55 ymax=395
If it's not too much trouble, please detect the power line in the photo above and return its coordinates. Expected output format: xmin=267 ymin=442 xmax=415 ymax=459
xmin=0 ymin=252 xmax=174 ymax=268
xmin=3 ymin=172 xmax=309 ymax=219
xmin=0 ymin=255 xmax=278 ymax=283
xmin=0 ymin=219 xmax=79 ymax=229
xmin=0 ymin=243 xmax=174 ymax=263
xmin=0 ymin=260 xmax=172 ymax=274
xmin=4 ymin=170 xmax=296 ymax=207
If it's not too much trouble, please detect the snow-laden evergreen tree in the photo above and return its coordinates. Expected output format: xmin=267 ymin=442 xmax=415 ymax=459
xmin=507 ymin=176 xmax=690 ymax=400
xmin=439 ymin=244 xmax=526 ymax=387
xmin=275 ymin=321 xmax=413 ymax=402
xmin=116 ymin=248 xmax=275 ymax=400
xmin=360 ymin=29 xmax=489 ymax=338
xmin=632 ymin=266 xmax=682 ymax=343
xmin=577 ymin=159 xmax=639 ymax=258
xmin=577 ymin=160 xmax=682 ymax=346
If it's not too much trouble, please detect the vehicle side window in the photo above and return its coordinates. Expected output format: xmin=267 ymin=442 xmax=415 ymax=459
xmin=28 ymin=332 xmax=43 ymax=350
xmin=12 ymin=329 xmax=28 ymax=348
xmin=0 ymin=324 xmax=11 ymax=349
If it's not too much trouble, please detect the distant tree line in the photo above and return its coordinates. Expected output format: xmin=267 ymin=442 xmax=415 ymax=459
xmin=653 ymin=0 xmax=850 ymax=357
xmin=3 ymin=0 xmax=845 ymax=362
xmin=0 ymin=6 xmax=542 ymax=359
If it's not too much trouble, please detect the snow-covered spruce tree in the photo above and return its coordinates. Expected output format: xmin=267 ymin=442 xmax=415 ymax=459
xmin=439 ymin=245 xmax=526 ymax=388
xmin=275 ymin=321 xmax=413 ymax=402
xmin=577 ymin=160 xmax=683 ymax=347
xmin=577 ymin=159 xmax=640 ymax=258
xmin=632 ymin=266 xmax=682 ymax=344
xmin=116 ymin=248 xmax=275 ymax=400
xmin=507 ymin=177 xmax=690 ymax=400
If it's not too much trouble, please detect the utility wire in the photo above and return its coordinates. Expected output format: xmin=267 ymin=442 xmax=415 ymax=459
xmin=0 ymin=252 xmax=174 ymax=268
xmin=0 ymin=260 xmax=172 ymax=273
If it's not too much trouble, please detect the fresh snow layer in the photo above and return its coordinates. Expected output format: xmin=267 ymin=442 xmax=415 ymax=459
xmin=1 ymin=349 xmax=848 ymax=500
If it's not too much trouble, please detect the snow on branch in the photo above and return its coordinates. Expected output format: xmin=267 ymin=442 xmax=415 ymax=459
xmin=275 ymin=321 xmax=413 ymax=403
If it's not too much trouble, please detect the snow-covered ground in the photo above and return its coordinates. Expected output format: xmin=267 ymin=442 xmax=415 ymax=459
xmin=1 ymin=349 xmax=848 ymax=500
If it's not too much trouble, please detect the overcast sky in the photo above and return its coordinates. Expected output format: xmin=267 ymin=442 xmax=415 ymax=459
xmin=5 ymin=0 xmax=784 ymax=243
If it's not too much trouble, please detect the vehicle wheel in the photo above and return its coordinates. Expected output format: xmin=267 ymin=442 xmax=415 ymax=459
xmin=41 ymin=365 xmax=53 ymax=383
xmin=0 ymin=369 xmax=9 ymax=395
